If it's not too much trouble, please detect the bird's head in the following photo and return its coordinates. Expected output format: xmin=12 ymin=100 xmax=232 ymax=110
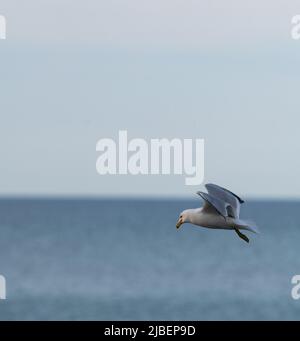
xmin=176 ymin=210 xmax=191 ymax=229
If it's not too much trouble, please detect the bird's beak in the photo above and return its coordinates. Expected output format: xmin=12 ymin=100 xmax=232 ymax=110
xmin=176 ymin=218 xmax=182 ymax=229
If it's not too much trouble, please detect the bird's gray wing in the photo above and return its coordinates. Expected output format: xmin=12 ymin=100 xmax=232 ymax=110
xmin=205 ymin=183 xmax=244 ymax=204
xmin=205 ymin=183 xmax=242 ymax=218
xmin=197 ymin=191 xmax=228 ymax=218
xmin=198 ymin=197 xmax=219 ymax=215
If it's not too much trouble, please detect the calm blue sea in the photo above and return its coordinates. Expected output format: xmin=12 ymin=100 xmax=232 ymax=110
xmin=0 ymin=199 xmax=299 ymax=320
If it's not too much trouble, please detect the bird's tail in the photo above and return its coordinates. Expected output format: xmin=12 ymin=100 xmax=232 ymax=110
xmin=234 ymin=219 xmax=259 ymax=234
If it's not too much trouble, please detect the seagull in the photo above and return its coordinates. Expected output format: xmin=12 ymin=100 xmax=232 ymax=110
xmin=176 ymin=183 xmax=259 ymax=243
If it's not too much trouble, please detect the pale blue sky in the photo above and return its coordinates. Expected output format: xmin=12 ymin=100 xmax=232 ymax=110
xmin=0 ymin=1 xmax=300 ymax=197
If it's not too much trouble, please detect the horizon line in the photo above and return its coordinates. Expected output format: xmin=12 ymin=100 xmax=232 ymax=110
xmin=0 ymin=194 xmax=299 ymax=202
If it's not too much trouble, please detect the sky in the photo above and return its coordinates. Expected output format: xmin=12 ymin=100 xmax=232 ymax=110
xmin=0 ymin=0 xmax=300 ymax=198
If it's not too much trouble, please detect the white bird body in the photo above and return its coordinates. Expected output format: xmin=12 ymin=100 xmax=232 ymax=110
xmin=176 ymin=184 xmax=259 ymax=243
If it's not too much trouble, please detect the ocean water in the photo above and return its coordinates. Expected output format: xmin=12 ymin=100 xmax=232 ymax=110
xmin=0 ymin=198 xmax=299 ymax=320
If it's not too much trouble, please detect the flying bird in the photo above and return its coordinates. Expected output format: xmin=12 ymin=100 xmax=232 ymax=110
xmin=176 ymin=183 xmax=259 ymax=243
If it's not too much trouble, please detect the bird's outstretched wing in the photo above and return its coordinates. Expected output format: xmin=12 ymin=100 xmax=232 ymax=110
xmin=205 ymin=183 xmax=244 ymax=204
xmin=197 ymin=191 xmax=229 ymax=218
xmin=205 ymin=183 xmax=243 ymax=218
